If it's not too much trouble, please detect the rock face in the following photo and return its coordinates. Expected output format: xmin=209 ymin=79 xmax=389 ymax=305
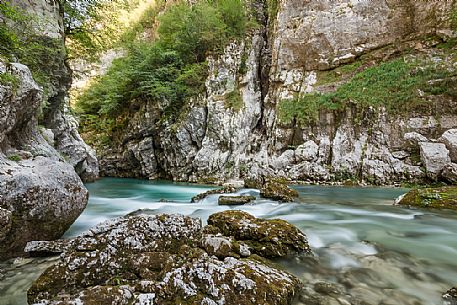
xmin=0 ymin=62 xmax=88 ymax=259
xmin=28 ymin=212 xmax=307 ymax=305
xmin=94 ymin=0 xmax=457 ymax=185
xmin=7 ymin=0 xmax=99 ymax=182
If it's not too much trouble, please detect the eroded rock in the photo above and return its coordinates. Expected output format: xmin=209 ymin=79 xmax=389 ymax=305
xmin=28 ymin=212 xmax=307 ymax=305
xmin=443 ymin=287 xmax=457 ymax=305
xmin=442 ymin=163 xmax=457 ymax=184
xmin=0 ymin=157 xmax=88 ymax=259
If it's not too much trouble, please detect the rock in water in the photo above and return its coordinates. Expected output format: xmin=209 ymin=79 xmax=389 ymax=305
xmin=207 ymin=210 xmax=311 ymax=258
xmin=218 ymin=195 xmax=256 ymax=205
xmin=0 ymin=157 xmax=88 ymax=259
xmin=191 ymin=186 xmax=237 ymax=202
xmin=395 ymin=186 xmax=457 ymax=210
xmin=28 ymin=212 xmax=307 ymax=305
xmin=260 ymin=179 xmax=299 ymax=202
xmin=443 ymin=287 xmax=457 ymax=305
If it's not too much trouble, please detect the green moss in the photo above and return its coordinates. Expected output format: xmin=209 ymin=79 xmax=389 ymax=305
xmin=397 ymin=186 xmax=457 ymax=209
xmin=0 ymin=71 xmax=18 ymax=88
xmin=315 ymin=60 xmax=364 ymax=86
xmin=7 ymin=154 xmax=21 ymax=162
xmin=224 ymin=88 xmax=244 ymax=111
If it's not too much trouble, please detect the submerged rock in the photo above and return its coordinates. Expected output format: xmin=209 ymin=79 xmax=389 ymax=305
xmin=218 ymin=195 xmax=256 ymax=205
xmin=28 ymin=212 xmax=307 ymax=305
xmin=191 ymin=186 xmax=237 ymax=202
xmin=395 ymin=186 xmax=457 ymax=209
xmin=260 ymin=179 xmax=299 ymax=202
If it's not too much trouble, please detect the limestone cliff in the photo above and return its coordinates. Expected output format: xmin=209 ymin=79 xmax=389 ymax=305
xmin=95 ymin=0 xmax=457 ymax=185
xmin=0 ymin=0 xmax=98 ymax=259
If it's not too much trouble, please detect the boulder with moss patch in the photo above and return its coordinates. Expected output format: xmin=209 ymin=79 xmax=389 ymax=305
xmin=28 ymin=212 xmax=306 ymax=305
xmin=260 ymin=179 xmax=299 ymax=202
xmin=395 ymin=186 xmax=457 ymax=209
xmin=207 ymin=210 xmax=311 ymax=258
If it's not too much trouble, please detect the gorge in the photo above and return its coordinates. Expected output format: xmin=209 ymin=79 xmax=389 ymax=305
xmin=0 ymin=0 xmax=457 ymax=304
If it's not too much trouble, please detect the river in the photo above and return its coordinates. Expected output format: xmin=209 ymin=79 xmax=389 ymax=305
xmin=1 ymin=178 xmax=456 ymax=304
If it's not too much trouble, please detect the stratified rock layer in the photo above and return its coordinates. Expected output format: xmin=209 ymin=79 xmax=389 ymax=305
xmin=28 ymin=212 xmax=307 ymax=305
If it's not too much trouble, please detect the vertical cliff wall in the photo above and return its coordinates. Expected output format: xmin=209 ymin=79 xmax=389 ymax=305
xmin=94 ymin=0 xmax=457 ymax=185
xmin=0 ymin=0 xmax=97 ymax=259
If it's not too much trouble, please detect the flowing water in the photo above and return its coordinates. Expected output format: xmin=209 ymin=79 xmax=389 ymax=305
xmin=1 ymin=177 xmax=457 ymax=305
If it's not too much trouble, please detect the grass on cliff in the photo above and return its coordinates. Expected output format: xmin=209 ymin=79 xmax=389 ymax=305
xmin=278 ymin=53 xmax=457 ymax=126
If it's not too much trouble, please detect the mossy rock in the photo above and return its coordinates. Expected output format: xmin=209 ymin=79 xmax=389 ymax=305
xmin=260 ymin=179 xmax=299 ymax=202
xmin=218 ymin=195 xmax=256 ymax=205
xmin=396 ymin=186 xmax=457 ymax=209
xmin=208 ymin=210 xmax=311 ymax=258
xmin=28 ymin=212 xmax=305 ymax=305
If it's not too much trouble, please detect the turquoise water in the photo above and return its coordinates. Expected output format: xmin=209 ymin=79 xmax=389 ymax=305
xmin=1 ymin=178 xmax=457 ymax=305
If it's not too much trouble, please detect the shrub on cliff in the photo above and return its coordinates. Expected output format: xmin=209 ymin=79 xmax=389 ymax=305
xmin=76 ymin=0 xmax=250 ymax=119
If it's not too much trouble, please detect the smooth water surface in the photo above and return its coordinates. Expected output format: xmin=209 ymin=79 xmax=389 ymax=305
xmin=1 ymin=177 xmax=457 ymax=305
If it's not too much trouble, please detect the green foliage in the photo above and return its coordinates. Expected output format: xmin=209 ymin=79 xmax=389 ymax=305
xmin=7 ymin=154 xmax=21 ymax=162
xmin=64 ymin=0 xmax=155 ymax=60
xmin=0 ymin=2 xmax=65 ymax=100
xmin=451 ymin=6 xmax=457 ymax=30
xmin=158 ymin=2 xmax=226 ymax=62
xmin=278 ymin=55 xmax=457 ymax=126
xmin=76 ymin=0 xmax=251 ymax=120
xmin=224 ymin=89 xmax=244 ymax=111
xmin=0 ymin=71 xmax=18 ymax=88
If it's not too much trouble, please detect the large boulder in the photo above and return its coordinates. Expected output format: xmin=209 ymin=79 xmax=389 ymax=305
xmin=419 ymin=142 xmax=451 ymax=179
xmin=0 ymin=157 xmax=88 ymax=259
xmin=207 ymin=210 xmax=311 ymax=258
xmin=28 ymin=212 xmax=305 ymax=305
xmin=439 ymin=129 xmax=457 ymax=162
